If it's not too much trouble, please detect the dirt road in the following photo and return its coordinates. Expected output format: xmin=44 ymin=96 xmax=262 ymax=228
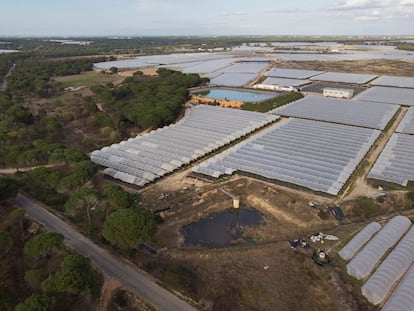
xmin=340 ymin=106 xmax=408 ymax=201
xmin=0 ymin=164 xmax=62 ymax=175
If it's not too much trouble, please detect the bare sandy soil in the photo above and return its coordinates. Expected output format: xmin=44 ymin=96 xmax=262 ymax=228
xmin=97 ymin=278 xmax=122 ymax=311
xmin=118 ymin=67 xmax=158 ymax=76
xmin=139 ymin=174 xmax=387 ymax=310
xmin=272 ymin=59 xmax=414 ymax=77
xmin=137 ymin=145 xmax=413 ymax=310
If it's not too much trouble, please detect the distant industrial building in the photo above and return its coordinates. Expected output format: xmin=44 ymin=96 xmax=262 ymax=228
xmin=253 ymin=84 xmax=298 ymax=92
xmin=323 ymin=87 xmax=354 ymax=99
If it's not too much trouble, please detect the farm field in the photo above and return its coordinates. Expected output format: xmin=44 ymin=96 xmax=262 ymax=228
xmin=2 ymin=36 xmax=414 ymax=311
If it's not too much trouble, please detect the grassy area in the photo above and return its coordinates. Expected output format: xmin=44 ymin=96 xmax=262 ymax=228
xmin=241 ymin=92 xmax=303 ymax=112
xmin=397 ymin=43 xmax=414 ymax=51
xmin=348 ymin=198 xmax=381 ymax=219
xmin=55 ymin=71 xmax=121 ymax=88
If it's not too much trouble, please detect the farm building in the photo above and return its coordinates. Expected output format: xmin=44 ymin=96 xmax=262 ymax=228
xmin=322 ymin=87 xmax=354 ymax=99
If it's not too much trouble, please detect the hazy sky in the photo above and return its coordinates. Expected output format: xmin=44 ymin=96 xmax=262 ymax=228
xmin=1 ymin=0 xmax=414 ymax=36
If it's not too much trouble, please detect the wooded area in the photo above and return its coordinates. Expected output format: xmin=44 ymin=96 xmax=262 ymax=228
xmin=7 ymin=57 xmax=107 ymax=97
xmin=0 ymin=51 xmax=159 ymax=286
xmin=0 ymin=205 xmax=101 ymax=311
xmin=92 ymin=68 xmax=209 ymax=129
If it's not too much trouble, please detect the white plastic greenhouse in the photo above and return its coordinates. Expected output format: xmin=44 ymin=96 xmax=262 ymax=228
xmin=346 ymin=216 xmax=412 ymax=279
xmin=382 ymin=263 xmax=414 ymax=311
xmin=193 ymin=118 xmax=380 ymax=196
xmin=396 ymin=107 xmax=414 ymax=135
xmin=368 ymin=133 xmax=414 ymax=186
xmin=338 ymin=222 xmax=382 ymax=261
xmin=270 ymin=95 xmax=399 ymax=130
xmin=362 ymin=225 xmax=414 ymax=304
xmin=91 ymin=105 xmax=278 ymax=186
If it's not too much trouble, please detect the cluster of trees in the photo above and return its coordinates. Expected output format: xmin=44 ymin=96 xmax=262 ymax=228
xmin=398 ymin=43 xmax=414 ymax=51
xmin=18 ymin=159 xmax=96 ymax=207
xmin=0 ymin=176 xmax=19 ymax=200
xmin=7 ymin=57 xmax=106 ymax=97
xmin=92 ymin=68 xmax=209 ymax=129
xmin=0 ymin=52 xmax=32 ymax=82
xmin=102 ymin=207 xmax=156 ymax=250
xmin=63 ymin=184 xmax=141 ymax=229
xmin=19 ymin=162 xmax=156 ymax=246
xmin=0 ymin=208 xmax=101 ymax=311
xmin=63 ymin=183 xmax=157 ymax=250
xmin=0 ymin=93 xmax=93 ymax=168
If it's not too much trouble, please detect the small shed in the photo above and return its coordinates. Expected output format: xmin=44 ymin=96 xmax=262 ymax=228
xmin=323 ymin=87 xmax=354 ymax=99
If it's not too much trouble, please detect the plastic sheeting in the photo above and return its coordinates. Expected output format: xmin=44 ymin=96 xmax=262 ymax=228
xmin=346 ymin=216 xmax=412 ymax=280
xmin=91 ymin=105 xmax=278 ymax=186
xmin=371 ymin=75 xmax=414 ymax=89
xmin=396 ymin=107 xmax=414 ymax=135
xmin=355 ymin=86 xmax=414 ymax=106
xmin=209 ymin=73 xmax=259 ymax=87
xmin=193 ymin=118 xmax=380 ymax=195
xmin=368 ymin=133 xmax=414 ymax=186
xmin=362 ymin=225 xmax=414 ymax=305
xmin=265 ymin=68 xmax=323 ymax=79
xmin=338 ymin=222 xmax=382 ymax=260
xmin=271 ymin=95 xmax=399 ymax=130
xmin=310 ymin=72 xmax=377 ymax=84
xmin=217 ymin=62 xmax=268 ymax=74
xmin=382 ymin=263 xmax=414 ymax=311
xmin=262 ymin=77 xmax=310 ymax=87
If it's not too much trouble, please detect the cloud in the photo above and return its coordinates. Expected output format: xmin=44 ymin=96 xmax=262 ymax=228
xmin=132 ymin=0 xmax=175 ymax=12
xmin=355 ymin=9 xmax=383 ymax=19
xmin=323 ymin=0 xmax=414 ymax=21
xmin=265 ymin=8 xmax=307 ymax=14
xmin=330 ymin=0 xmax=390 ymax=10
xmin=400 ymin=0 xmax=414 ymax=5
xmin=219 ymin=12 xmax=248 ymax=17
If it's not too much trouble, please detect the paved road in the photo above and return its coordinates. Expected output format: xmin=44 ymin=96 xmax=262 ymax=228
xmin=10 ymin=194 xmax=197 ymax=311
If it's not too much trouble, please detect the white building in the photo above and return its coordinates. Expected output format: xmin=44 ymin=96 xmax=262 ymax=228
xmin=253 ymin=84 xmax=298 ymax=92
xmin=323 ymin=87 xmax=354 ymax=99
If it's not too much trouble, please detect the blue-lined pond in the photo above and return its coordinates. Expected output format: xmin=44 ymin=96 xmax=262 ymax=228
xmin=181 ymin=207 xmax=263 ymax=248
xmin=196 ymin=89 xmax=277 ymax=102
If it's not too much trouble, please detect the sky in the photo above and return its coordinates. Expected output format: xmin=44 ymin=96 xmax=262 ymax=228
xmin=1 ymin=0 xmax=414 ymax=36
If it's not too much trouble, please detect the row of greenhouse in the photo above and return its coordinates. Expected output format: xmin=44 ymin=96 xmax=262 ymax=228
xmin=339 ymin=216 xmax=414 ymax=310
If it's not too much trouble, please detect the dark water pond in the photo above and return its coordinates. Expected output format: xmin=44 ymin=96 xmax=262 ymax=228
xmin=181 ymin=207 xmax=263 ymax=248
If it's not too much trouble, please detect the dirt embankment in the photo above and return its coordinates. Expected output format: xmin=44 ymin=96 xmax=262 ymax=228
xmin=190 ymin=95 xmax=244 ymax=108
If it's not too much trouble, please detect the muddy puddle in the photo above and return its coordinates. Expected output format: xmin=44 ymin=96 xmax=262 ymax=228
xmin=181 ymin=207 xmax=263 ymax=248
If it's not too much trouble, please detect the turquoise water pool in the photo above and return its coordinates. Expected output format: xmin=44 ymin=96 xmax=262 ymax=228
xmin=197 ymin=89 xmax=277 ymax=102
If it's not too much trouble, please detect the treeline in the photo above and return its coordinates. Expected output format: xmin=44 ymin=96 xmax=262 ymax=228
xmin=397 ymin=43 xmax=414 ymax=51
xmin=0 ymin=206 xmax=101 ymax=311
xmin=16 ymin=165 xmax=156 ymax=245
xmin=1 ymin=36 xmax=410 ymax=61
xmin=92 ymin=68 xmax=209 ymax=129
xmin=7 ymin=57 xmax=107 ymax=97
xmin=0 ymin=52 xmax=32 ymax=82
